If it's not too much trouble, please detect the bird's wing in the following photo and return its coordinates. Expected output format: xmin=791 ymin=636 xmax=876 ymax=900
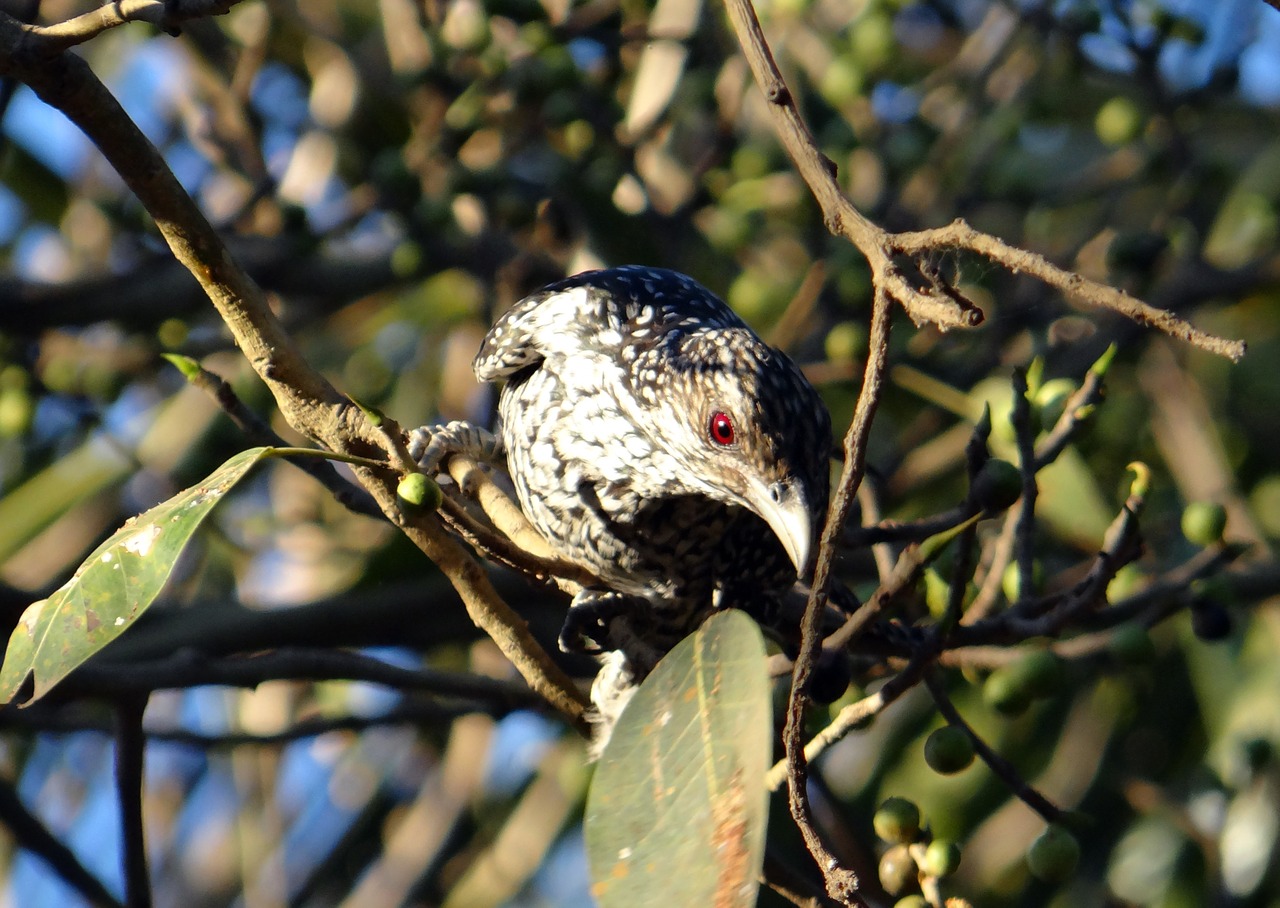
xmin=473 ymin=266 xmax=746 ymax=382
xmin=472 ymin=291 xmax=557 ymax=381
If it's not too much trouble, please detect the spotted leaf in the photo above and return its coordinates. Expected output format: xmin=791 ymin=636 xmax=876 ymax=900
xmin=584 ymin=609 xmax=770 ymax=908
xmin=0 ymin=446 xmax=274 ymax=705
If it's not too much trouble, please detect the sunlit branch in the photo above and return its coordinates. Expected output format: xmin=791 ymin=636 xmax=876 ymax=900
xmin=778 ymin=287 xmax=892 ymax=904
xmin=0 ymin=9 xmax=592 ymax=728
xmin=720 ymin=0 xmax=1246 ymax=361
xmin=18 ymin=0 xmax=242 ymax=52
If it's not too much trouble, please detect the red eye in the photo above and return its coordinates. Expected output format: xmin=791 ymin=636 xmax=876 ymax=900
xmin=708 ymin=411 xmax=736 ymax=446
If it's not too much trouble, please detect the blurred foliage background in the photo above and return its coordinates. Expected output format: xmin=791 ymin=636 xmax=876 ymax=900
xmin=1 ymin=0 xmax=1280 ymax=905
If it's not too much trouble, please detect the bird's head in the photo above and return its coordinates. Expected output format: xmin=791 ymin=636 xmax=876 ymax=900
xmin=639 ymin=325 xmax=833 ymax=577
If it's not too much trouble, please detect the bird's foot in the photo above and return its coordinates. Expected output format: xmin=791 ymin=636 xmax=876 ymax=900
xmin=559 ymin=590 xmax=650 ymax=656
xmin=408 ymin=421 xmax=503 ymax=476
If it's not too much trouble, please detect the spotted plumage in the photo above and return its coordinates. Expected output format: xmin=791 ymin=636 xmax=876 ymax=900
xmin=420 ymin=265 xmax=833 ymax=749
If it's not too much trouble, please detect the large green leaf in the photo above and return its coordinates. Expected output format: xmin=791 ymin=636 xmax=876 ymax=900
xmin=0 ymin=446 xmax=274 ymax=705
xmin=584 ymin=609 xmax=771 ymax=908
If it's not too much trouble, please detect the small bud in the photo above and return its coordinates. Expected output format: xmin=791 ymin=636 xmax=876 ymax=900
xmin=352 ymin=397 xmax=386 ymax=428
xmin=1126 ymin=462 xmax=1151 ymax=499
xmin=161 ymin=353 xmax=203 ymax=381
xmin=1090 ymin=343 xmax=1121 ymax=379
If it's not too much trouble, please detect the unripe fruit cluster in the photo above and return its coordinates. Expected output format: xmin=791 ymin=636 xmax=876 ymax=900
xmin=872 ymin=798 xmax=964 ymax=899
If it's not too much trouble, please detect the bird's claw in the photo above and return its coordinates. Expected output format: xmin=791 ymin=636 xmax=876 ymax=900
xmin=559 ymin=590 xmax=645 ymax=655
xmin=408 ymin=421 xmax=503 ymax=475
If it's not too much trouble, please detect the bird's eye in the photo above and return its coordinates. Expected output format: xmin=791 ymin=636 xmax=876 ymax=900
xmin=708 ymin=411 xmax=736 ymax=446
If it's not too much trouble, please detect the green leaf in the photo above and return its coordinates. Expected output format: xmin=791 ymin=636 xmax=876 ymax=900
xmin=584 ymin=610 xmax=770 ymax=908
xmin=0 ymin=446 xmax=274 ymax=705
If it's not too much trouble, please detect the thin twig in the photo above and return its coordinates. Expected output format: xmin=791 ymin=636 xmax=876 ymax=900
xmin=845 ymin=504 xmax=972 ymax=548
xmin=719 ymin=0 xmax=1245 ymax=360
xmin=166 ymin=356 xmax=383 ymax=518
xmin=964 ymin=507 xmax=1019 ymax=623
xmin=1033 ymin=354 xmax=1109 ymax=471
xmin=923 ymin=670 xmax=1064 ymax=823
xmin=891 ymin=221 xmax=1245 ymax=361
xmin=766 ymin=650 xmax=930 ymax=790
xmin=996 ymin=466 xmax=1146 ymax=638
xmin=441 ymin=454 xmax=599 ymax=586
xmin=854 ymin=482 xmax=894 ymax=581
xmin=65 ymin=647 xmax=544 ymax=708
xmin=762 ymin=850 xmax=840 ymax=908
xmin=767 ymin=260 xmax=828 ymax=352
xmin=435 ymin=491 xmax=596 ymax=588
xmin=778 ymin=289 xmax=892 ymax=904
xmin=2 ymin=701 xmax=514 ymax=748
xmin=1078 ymin=546 xmax=1237 ymax=631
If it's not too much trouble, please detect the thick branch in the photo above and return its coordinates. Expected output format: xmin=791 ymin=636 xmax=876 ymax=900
xmin=0 ymin=12 xmax=590 ymax=728
xmin=721 ymin=0 xmax=978 ymax=332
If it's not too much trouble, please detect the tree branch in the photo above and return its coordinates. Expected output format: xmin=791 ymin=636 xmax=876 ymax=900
xmin=4 ymin=701 xmax=507 ymax=747
xmin=0 ymin=777 xmax=125 ymax=908
xmin=923 ymin=671 xmax=1064 ymax=823
xmin=114 ymin=696 xmax=151 ymax=908
xmin=0 ymin=10 xmax=591 ymax=730
xmin=60 ymin=647 xmax=545 ymax=710
xmin=779 ymin=289 xmax=893 ymax=904
xmin=17 ymin=0 xmax=241 ymax=52
xmin=720 ymin=0 xmax=1245 ymax=361
xmin=166 ymin=356 xmax=384 ymax=519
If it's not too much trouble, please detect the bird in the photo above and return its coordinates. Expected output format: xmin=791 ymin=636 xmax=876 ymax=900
xmin=414 ymin=265 xmax=833 ymax=750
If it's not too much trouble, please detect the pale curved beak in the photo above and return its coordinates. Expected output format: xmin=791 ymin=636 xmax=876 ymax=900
xmin=744 ymin=478 xmax=817 ymax=576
